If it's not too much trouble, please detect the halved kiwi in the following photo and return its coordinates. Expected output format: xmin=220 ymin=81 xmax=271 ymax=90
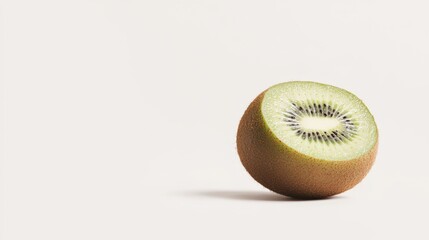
xmin=237 ymin=81 xmax=378 ymax=199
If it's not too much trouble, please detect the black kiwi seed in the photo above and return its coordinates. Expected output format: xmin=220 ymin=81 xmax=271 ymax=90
xmin=284 ymin=102 xmax=358 ymax=144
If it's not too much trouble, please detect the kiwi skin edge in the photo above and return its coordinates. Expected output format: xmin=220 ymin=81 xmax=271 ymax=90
xmin=237 ymin=91 xmax=378 ymax=199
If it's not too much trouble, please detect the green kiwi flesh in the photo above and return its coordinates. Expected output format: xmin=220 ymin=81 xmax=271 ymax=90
xmin=237 ymin=81 xmax=378 ymax=199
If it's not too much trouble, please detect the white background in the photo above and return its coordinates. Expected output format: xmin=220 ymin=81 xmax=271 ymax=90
xmin=1 ymin=1 xmax=429 ymax=239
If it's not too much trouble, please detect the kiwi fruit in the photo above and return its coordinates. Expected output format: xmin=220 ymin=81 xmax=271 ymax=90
xmin=237 ymin=81 xmax=378 ymax=199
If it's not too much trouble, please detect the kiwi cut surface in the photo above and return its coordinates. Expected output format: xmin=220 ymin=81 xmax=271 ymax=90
xmin=237 ymin=81 xmax=378 ymax=199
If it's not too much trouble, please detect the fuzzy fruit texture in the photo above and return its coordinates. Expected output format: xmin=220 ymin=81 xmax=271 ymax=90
xmin=237 ymin=82 xmax=378 ymax=199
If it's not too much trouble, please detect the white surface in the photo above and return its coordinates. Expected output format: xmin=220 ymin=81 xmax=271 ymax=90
xmin=1 ymin=1 xmax=429 ymax=239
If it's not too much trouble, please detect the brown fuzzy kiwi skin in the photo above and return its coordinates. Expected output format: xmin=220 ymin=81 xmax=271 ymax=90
xmin=237 ymin=91 xmax=378 ymax=199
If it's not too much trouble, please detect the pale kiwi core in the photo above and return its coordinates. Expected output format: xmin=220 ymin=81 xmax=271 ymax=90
xmin=261 ymin=82 xmax=377 ymax=161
